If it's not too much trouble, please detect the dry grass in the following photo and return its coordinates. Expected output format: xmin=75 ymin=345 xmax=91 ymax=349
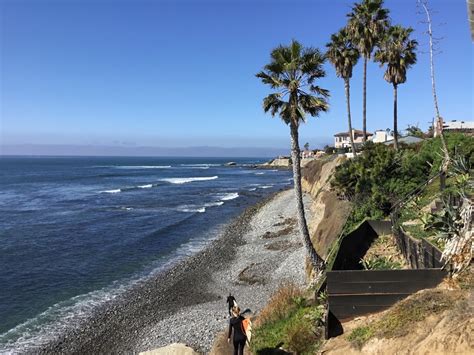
xmin=363 ymin=234 xmax=407 ymax=269
xmin=348 ymin=288 xmax=464 ymax=348
xmin=255 ymin=281 xmax=304 ymax=327
xmin=455 ymin=266 xmax=474 ymax=290
xmin=283 ymin=313 xmax=322 ymax=354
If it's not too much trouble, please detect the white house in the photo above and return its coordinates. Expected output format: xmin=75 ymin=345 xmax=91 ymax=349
xmin=370 ymin=130 xmax=394 ymax=143
xmin=334 ymin=129 xmax=373 ymax=149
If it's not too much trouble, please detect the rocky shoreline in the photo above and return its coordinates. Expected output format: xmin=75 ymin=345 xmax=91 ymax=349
xmin=38 ymin=188 xmax=310 ymax=354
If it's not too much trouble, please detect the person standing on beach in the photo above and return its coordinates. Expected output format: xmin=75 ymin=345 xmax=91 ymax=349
xmin=227 ymin=306 xmax=247 ymax=355
xmin=226 ymin=293 xmax=236 ymax=317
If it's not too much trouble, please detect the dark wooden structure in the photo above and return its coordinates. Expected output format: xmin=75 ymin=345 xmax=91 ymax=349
xmin=393 ymin=226 xmax=444 ymax=269
xmin=326 ymin=269 xmax=446 ymax=337
xmin=325 ymin=219 xmax=446 ymax=339
xmin=331 ymin=220 xmax=392 ymax=271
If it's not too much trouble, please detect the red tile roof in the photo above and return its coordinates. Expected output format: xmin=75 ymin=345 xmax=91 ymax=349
xmin=334 ymin=129 xmax=373 ymax=137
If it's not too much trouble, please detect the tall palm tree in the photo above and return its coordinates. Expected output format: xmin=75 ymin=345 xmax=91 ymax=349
xmin=326 ymin=28 xmax=360 ymax=155
xmin=374 ymin=25 xmax=418 ymax=150
xmin=256 ymin=40 xmax=329 ymax=275
xmin=347 ymin=0 xmax=390 ymax=142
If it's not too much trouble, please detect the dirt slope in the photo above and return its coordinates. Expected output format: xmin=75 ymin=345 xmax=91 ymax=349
xmin=320 ymin=289 xmax=473 ymax=355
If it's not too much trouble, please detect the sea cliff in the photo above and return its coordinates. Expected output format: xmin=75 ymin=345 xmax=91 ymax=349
xmin=301 ymin=157 xmax=352 ymax=276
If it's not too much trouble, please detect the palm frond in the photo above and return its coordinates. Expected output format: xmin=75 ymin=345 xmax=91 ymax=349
xmin=257 ymin=40 xmax=330 ymax=126
xmin=374 ymin=24 xmax=418 ymax=85
xmin=326 ymin=27 xmax=360 ymax=79
xmin=347 ymin=0 xmax=390 ymax=58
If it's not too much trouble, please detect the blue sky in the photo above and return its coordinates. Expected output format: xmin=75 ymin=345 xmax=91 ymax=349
xmin=1 ymin=0 xmax=472 ymax=153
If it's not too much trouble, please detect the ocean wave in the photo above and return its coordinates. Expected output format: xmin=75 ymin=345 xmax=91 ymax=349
xmin=138 ymin=184 xmax=153 ymax=189
xmin=219 ymin=192 xmax=239 ymax=201
xmin=0 ymin=282 xmax=130 ymax=353
xmin=101 ymin=183 xmax=157 ymax=193
xmin=255 ymin=172 xmax=265 ymax=175
xmin=176 ymin=200 xmax=224 ymax=213
xmin=204 ymin=201 xmax=225 ymax=207
xmin=176 ymin=205 xmax=207 ymax=213
xmin=113 ymin=165 xmax=171 ymax=169
xmin=179 ymin=164 xmax=221 ymax=167
xmin=101 ymin=189 xmax=121 ymax=194
xmin=247 ymin=184 xmax=273 ymax=190
xmin=160 ymin=176 xmax=218 ymax=184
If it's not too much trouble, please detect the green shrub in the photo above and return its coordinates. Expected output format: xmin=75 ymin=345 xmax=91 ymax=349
xmin=360 ymin=255 xmax=402 ymax=270
xmin=348 ymin=326 xmax=374 ymax=349
xmin=284 ymin=314 xmax=321 ymax=354
xmin=252 ymin=303 xmax=326 ymax=354
xmin=331 ymin=134 xmax=474 ymax=229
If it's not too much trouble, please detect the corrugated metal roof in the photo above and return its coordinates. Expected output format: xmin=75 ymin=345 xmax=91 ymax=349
xmin=443 ymin=120 xmax=474 ymax=130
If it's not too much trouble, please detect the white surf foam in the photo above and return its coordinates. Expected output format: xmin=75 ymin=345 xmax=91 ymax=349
xmin=180 ymin=164 xmax=220 ymax=167
xmin=138 ymin=184 xmax=153 ymax=189
xmin=160 ymin=176 xmax=218 ymax=184
xmin=255 ymin=172 xmax=265 ymax=175
xmin=0 ymin=216 xmax=226 ymax=353
xmin=260 ymin=185 xmax=273 ymax=189
xmin=113 ymin=165 xmax=171 ymax=169
xmin=0 ymin=282 xmax=130 ymax=353
xmin=248 ymin=188 xmax=257 ymax=191
xmin=204 ymin=201 xmax=224 ymax=207
xmin=101 ymin=189 xmax=121 ymax=194
xmin=177 ymin=205 xmax=206 ymax=213
xmin=219 ymin=192 xmax=239 ymax=201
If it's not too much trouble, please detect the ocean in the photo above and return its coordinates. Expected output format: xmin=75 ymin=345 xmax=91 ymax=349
xmin=0 ymin=156 xmax=292 ymax=352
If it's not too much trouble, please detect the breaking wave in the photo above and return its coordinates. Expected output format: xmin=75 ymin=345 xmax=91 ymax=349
xmin=160 ymin=176 xmax=218 ymax=184
xmin=219 ymin=192 xmax=239 ymax=201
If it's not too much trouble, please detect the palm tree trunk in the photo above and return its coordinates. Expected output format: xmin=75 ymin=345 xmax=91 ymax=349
xmin=393 ymin=84 xmax=399 ymax=151
xmin=289 ymin=120 xmax=325 ymax=276
xmin=362 ymin=56 xmax=368 ymax=142
xmin=345 ymin=79 xmax=357 ymax=155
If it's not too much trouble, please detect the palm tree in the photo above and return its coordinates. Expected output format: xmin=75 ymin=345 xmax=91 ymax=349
xmin=256 ymin=40 xmax=329 ymax=275
xmin=374 ymin=25 xmax=418 ymax=150
xmin=326 ymin=28 xmax=360 ymax=155
xmin=347 ymin=0 xmax=390 ymax=142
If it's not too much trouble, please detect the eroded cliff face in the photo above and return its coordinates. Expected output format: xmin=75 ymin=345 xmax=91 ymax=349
xmin=301 ymin=157 xmax=351 ymax=260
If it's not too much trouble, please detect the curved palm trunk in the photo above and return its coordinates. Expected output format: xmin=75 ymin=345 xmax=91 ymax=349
xmin=393 ymin=84 xmax=399 ymax=150
xmin=345 ymin=79 xmax=357 ymax=155
xmin=289 ymin=121 xmax=325 ymax=276
xmin=362 ymin=56 xmax=368 ymax=142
